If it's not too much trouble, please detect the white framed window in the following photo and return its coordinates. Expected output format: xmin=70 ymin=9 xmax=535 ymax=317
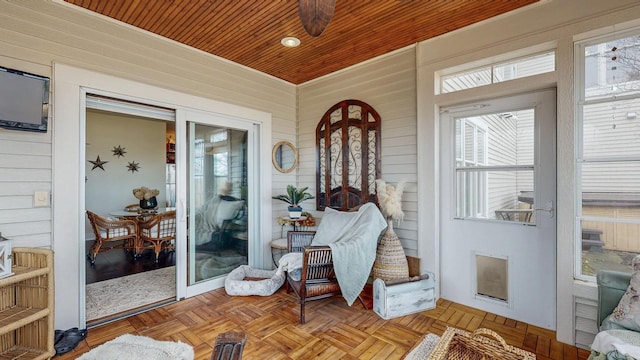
xmin=576 ymin=30 xmax=640 ymax=280
xmin=441 ymin=51 xmax=555 ymax=94
xmin=456 ymin=118 xmax=489 ymax=218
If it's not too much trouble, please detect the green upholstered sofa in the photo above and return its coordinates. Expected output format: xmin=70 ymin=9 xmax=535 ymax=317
xmin=589 ymin=270 xmax=640 ymax=360
xmin=596 ymin=270 xmax=631 ymax=328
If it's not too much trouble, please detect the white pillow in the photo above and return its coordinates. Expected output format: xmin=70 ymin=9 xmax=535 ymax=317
xmin=215 ymin=199 xmax=244 ymax=228
xmin=311 ymin=206 xmax=359 ymax=245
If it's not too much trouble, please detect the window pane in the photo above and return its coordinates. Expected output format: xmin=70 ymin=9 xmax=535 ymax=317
xmin=584 ymin=35 xmax=640 ymax=100
xmin=493 ymin=51 xmax=555 ymax=83
xmin=583 ymin=193 xmax=640 ymax=220
xmin=214 ymin=152 xmax=228 ymax=176
xmin=442 ymin=67 xmax=491 ymax=93
xmin=476 ymin=129 xmax=486 ymax=163
xmin=454 ymin=109 xmax=535 ymax=222
xmin=456 ymin=169 xmax=534 ymax=221
xmin=581 ymin=220 xmax=639 ymax=277
xmin=578 ymin=31 xmax=640 ymax=279
xmin=464 ymin=122 xmax=474 ymax=162
xmin=455 ymin=118 xmax=462 ymax=160
xmin=456 ymin=111 xmax=534 ymax=168
xmin=581 ymin=162 xmax=640 ymax=195
xmin=583 ymin=98 xmax=640 ymax=159
xmin=441 ymin=51 xmax=555 ymax=94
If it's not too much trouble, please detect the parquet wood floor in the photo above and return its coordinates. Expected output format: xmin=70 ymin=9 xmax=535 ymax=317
xmin=57 ymin=287 xmax=591 ymax=360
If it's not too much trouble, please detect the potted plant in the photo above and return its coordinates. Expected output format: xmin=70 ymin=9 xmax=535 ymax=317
xmin=272 ymin=185 xmax=315 ymax=218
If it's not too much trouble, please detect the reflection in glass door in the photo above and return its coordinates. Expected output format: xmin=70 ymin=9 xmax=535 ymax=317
xmin=187 ymin=123 xmax=248 ymax=287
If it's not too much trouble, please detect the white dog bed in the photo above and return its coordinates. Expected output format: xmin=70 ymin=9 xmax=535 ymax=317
xmin=224 ymin=265 xmax=285 ymax=296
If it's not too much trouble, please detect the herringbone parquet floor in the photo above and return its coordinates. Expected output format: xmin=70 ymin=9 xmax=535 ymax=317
xmin=57 ymin=286 xmax=591 ymax=360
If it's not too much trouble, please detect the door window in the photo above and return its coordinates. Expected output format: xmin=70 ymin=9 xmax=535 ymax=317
xmin=454 ymin=110 xmax=535 ymax=223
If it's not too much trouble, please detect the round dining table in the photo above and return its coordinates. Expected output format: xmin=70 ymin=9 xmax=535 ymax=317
xmin=109 ymin=207 xmax=175 ymax=219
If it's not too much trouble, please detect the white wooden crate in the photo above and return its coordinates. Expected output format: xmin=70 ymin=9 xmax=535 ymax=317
xmin=373 ymin=272 xmax=435 ymax=320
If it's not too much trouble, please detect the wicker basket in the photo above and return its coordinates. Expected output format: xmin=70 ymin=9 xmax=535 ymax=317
xmin=372 ymin=219 xmax=409 ymax=281
xmin=428 ymin=327 xmax=536 ymax=360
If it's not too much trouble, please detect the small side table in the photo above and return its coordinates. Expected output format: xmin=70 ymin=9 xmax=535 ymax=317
xmin=269 ymin=238 xmax=288 ymax=267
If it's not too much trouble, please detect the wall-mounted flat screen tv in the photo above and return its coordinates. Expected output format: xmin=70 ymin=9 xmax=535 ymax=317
xmin=0 ymin=66 xmax=50 ymax=133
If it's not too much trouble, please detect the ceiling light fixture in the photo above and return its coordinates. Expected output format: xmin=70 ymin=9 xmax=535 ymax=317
xmin=298 ymin=0 xmax=335 ymax=37
xmin=281 ymin=37 xmax=301 ymax=47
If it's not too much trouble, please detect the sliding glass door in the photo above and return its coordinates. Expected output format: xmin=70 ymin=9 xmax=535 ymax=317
xmin=181 ymin=111 xmax=254 ymax=296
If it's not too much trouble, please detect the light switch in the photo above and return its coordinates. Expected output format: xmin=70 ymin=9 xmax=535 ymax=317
xmin=34 ymin=191 xmax=49 ymax=207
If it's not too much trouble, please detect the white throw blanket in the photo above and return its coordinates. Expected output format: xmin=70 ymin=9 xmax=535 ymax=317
xmin=314 ymin=203 xmax=387 ymax=306
xmin=276 ymin=252 xmax=303 ymax=278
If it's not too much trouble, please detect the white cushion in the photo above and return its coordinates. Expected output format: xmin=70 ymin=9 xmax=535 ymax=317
xmin=215 ymin=199 xmax=244 ymax=228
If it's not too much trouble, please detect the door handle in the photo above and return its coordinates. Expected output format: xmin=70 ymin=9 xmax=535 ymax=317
xmin=534 ymin=201 xmax=554 ymax=218
xmin=179 ymin=199 xmax=186 ymax=222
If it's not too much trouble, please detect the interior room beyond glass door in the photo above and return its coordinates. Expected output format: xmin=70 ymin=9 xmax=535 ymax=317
xmin=187 ymin=121 xmax=249 ymax=292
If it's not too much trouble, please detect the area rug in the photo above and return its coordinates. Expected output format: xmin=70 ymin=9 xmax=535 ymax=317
xmin=77 ymin=334 xmax=193 ymax=360
xmin=404 ymin=333 xmax=440 ymax=360
xmin=86 ymin=266 xmax=176 ymax=320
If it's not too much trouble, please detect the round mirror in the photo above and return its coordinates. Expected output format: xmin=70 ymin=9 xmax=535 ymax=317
xmin=272 ymin=141 xmax=298 ymax=173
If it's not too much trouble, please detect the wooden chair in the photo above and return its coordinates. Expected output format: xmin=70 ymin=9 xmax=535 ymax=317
xmin=286 ymin=231 xmax=342 ymax=324
xmin=138 ymin=210 xmax=176 ymax=262
xmin=287 ymin=231 xmax=316 ymax=252
xmin=86 ymin=210 xmax=138 ymax=264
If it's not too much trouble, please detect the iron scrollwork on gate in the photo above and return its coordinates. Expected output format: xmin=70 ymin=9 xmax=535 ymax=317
xmin=316 ymin=99 xmax=381 ymax=211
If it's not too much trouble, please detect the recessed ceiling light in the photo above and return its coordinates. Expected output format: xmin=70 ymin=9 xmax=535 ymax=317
xmin=281 ymin=37 xmax=301 ymax=48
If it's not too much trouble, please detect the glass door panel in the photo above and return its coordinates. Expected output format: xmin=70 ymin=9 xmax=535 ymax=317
xmin=187 ymin=122 xmax=248 ymax=287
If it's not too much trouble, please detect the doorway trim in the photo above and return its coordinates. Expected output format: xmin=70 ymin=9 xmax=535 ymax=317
xmin=53 ymin=63 xmax=272 ymax=329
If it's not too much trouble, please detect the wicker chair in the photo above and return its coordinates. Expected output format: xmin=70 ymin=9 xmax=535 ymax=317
xmin=138 ymin=210 xmax=176 ymax=263
xmin=286 ymin=231 xmax=342 ymax=324
xmin=86 ymin=210 xmax=138 ymax=264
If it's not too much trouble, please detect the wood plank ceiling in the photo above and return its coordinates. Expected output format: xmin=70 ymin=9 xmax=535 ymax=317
xmin=64 ymin=0 xmax=539 ymax=84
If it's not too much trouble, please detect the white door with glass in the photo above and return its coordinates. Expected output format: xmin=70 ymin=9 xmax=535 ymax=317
xmin=180 ymin=110 xmax=255 ymax=297
xmin=439 ymin=89 xmax=557 ymax=329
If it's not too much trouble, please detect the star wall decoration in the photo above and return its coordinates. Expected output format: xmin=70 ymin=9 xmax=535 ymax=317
xmin=112 ymin=145 xmax=127 ymax=158
xmin=89 ymin=155 xmax=108 ymax=171
xmin=127 ymin=161 xmax=140 ymax=173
